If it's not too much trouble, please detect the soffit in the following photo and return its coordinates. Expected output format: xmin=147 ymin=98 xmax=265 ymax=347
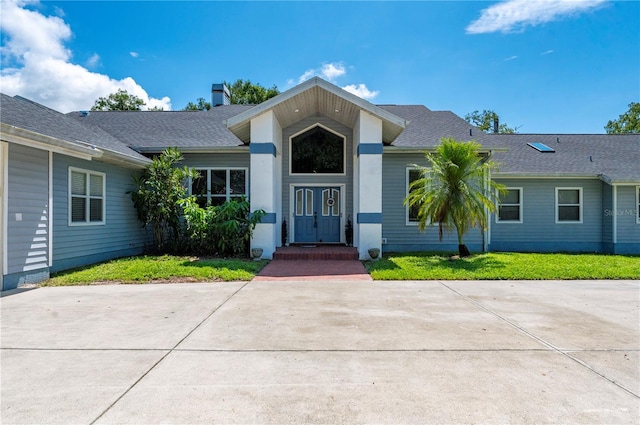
xmin=226 ymin=77 xmax=406 ymax=143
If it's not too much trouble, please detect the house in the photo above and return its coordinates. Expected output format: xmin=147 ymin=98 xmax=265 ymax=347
xmin=0 ymin=94 xmax=151 ymax=290
xmin=1 ymin=78 xmax=638 ymax=289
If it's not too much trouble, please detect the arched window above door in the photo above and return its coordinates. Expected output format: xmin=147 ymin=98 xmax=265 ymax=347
xmin=291 ymin=125 xmax=345 ymax=174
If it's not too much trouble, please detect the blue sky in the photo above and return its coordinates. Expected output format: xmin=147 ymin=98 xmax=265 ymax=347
xmin=1 ymin=0 xmax=638 ymax=134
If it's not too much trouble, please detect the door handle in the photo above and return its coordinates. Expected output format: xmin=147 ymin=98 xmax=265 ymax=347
xmin=314 ymin=212 xmax=317 ymax=228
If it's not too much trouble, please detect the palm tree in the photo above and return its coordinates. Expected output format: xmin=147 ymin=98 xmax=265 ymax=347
xmin=404 ymin=138 xmax=505 ymax=257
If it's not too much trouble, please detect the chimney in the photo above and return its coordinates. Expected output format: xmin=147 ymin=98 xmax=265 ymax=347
xmin=211 ymin=83 xmax=230 ymax=107
xmin=493 ymin=116 xmax=499 ymax=133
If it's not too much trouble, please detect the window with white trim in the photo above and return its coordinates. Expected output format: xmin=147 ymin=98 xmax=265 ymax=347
xmin=189 ymin=168 xmax=247 ymax=207
xmin=497 ymin=188 xmax=522 ymax=222
xmin=290 ymin=125 xmax=345 ymax=175
xmin=69 ymin=167 xmax=105 ymax=225
xmin=556 ymin=187 xmax=582 ymax=223
xmin=406 ymin=167 xmax=421 ymax=225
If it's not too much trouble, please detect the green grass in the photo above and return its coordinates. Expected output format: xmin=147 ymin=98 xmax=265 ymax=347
xmin=43 ymin=255 xmax=268 ymax=286
xmin=40 ymin=252 xmax=640 ymax=285
xmin=365 ymin=252 xmax=640 ymax=280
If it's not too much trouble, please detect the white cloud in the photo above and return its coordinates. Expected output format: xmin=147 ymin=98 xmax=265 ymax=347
xmin=342 ymin=83 xmax=379 ymax=100
xmin=504 ymin=55 xmax=518 ymax=61
xmin=321 ymin=62 xmax=346 ymax=80
xmin=0 ymin=0 xmax=171 ymax=111
xmin=86 ymin=53 xmax=100 ymax=68
xmin=296 ymin=62 xmax=346 ymax=83
xmin=297 ymin=69 xmax=315 ymax=84
xmin=466 ymin=0 xmax=608 ymax=34
xmin=129 ymin=51 xmax=139 ymax=58
xmin=292 ymin=62 xmax=379 ymax=100
xmin=541 ymin=49 xmax=555 ymax=55
xmin=1 ymin=0 xmax=71 ymax=62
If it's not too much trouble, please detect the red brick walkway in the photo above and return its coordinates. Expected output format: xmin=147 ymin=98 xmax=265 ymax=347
xmin=253 ymin=260 xmax=372 ymax=281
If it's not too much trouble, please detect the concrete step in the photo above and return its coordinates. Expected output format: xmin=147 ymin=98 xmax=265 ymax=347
xmin=273 ymin=246 xmax=359 ymax=261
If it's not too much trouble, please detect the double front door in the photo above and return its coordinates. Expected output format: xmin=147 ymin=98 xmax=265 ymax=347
xmin=294 ymin=186 xmax=341 ymax=243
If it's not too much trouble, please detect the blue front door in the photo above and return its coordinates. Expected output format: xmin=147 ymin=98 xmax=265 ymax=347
xmin=294 ymin=187 xmax=341 ymax=243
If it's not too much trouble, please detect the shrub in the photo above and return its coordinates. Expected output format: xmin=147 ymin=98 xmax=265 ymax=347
xmin=180 ymin=196 xmax=265 ymax=257
xmin=129 ymin=148 xmax=197 ymax=252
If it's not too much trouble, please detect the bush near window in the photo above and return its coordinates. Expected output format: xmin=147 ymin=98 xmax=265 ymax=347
xmin=130 ymin=147 xmax=197 ymax=252
xmin=130 ymin=148 xmax=264 ymax=257
xmin=180 ymin=196 xmax=265 ymax=257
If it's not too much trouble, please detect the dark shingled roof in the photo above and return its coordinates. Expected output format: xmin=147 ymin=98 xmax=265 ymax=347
xmin=378 ymin=105 xmax=492 ymax=147
xmin=69 ymin=104 xmax=487 ymax=150
xmin=486 ymin=133 xmax=640 ymax=183
xmin=1 ymin=94 xmax=148 ymax=162
xmin=67 ymin=105 xmax=253 ymax=150
xmin=379 ymin=105 xmax=639 ymax=182
xmin=4 ymin=93 xmax=637 ymax=183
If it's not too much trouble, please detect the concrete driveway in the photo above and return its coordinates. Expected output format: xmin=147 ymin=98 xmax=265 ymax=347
xmin=1 ymin=279 xmax=638 ymax=424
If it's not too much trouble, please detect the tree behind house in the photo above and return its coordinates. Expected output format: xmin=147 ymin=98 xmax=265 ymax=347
xmin=92 ymin=89 xmax=145 ymax=111
xmin=404 ymin=138 xmax=505 ymax=257
xmin=183 ymin=97 xmax=212 ymax=111
xmin=464 ymin=110 xmax=517 ymax=134
xmin=224 ymin=79 xmax=279 ymax=104
xmin=605 ymin=102 xmax=640 ymax=134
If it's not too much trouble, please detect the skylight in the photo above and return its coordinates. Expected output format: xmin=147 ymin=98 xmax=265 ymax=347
xmin=528 ymin=142 xmax=555 ymax=153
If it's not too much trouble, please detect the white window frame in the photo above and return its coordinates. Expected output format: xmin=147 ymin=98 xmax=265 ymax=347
xmin=496 ymin=187 xmax=523 ymax=223
xmin=188 ymin=167 xmax=249 ymax=205
xmin=289 ymin=123 xmax=346 ymax=176
xmin=406 ymin=167 xmax=422 ymax=226
xmin=68 ymin=167 xmax=106 ymax=226
xmin=555 ymin=187 xmax=583 ymax=224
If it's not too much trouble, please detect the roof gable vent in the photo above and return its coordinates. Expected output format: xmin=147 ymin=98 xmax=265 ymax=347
xmin=527 ymin=142 xmax=555 ymax=153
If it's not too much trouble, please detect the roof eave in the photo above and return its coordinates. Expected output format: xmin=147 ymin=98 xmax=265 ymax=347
xmin=493 ymin=172 xmax=600 ymax=179
xmin=602 ymin=176 xmax=640 ymax=185
xmin=1 ymin=123 xmax=100 ymax=160
xmin=98 ymin=149 xmax=151 ymax=169
xmin=1 ymin=123 xmax=150 ymax=168
xmin=135 ymin=146 xmax=249 ymax=154
xmin=383 ymin=146 xmax=506 ymax=153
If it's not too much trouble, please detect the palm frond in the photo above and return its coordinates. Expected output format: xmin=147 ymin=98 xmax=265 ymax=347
xmin=403 ymin=138 xmax=506 ymax=247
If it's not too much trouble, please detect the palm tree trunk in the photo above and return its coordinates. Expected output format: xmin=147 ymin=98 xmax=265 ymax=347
xmin=456 ymin=227 xmax=471 ymax=257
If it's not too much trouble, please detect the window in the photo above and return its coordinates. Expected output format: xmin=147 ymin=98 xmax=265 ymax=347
xmin=190 ymin=168 xmax=247 ymax=207
xmin=291 ymin=125 xmax=345 ymax=174
xmin=406 ymin=168 xmax=422 ymax=225
xmin=497 ymin=188 xmax=522 ymax=222
xmin=556 ymin=187 xmax=582 ymax=223
xmin=69 ymin=167 xmax=105 ymax=225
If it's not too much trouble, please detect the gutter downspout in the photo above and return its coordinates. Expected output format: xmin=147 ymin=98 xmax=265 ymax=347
xmin=612 ymin=184 xmax=618 ymax=251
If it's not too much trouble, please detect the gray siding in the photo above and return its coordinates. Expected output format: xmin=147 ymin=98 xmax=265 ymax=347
xmin=180 ymin=152 xmax=249 ymax=169
xmin=52 ymin=154 xmax=147 ymax=272
xmin=281 ymin=116 xmax=354 ymax=239
xmin=381 ymin=153 xmax=482 ymax=252
xmin=491 ymin=178 xmax=603 ymax=252
xmin=7 ymin=144 xmax=50 ymax=274
xmin=615 ymin=185 xmax=640 ymax=244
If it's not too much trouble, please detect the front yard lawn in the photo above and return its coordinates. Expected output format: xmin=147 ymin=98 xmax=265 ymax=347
xmin=365 ymin=252 xmax=640 ymax=280
xmin=43 ymin=255 xmax=268 ymax=286
xmin=40 ymin=252 xmax=639 ymax=285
